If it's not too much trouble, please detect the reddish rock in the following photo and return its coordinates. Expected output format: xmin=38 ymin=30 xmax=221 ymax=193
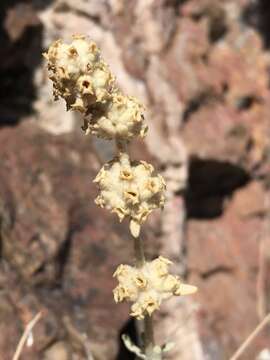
xmin=0 ymin=1 xmax=43 ymax=124
xmin=162 ymin=17 xmax=212 ymax=103
xmin=187 ymin=181 xmax=267 ymax=359
xmin=4 ymin=3 xmax=40 ymax=41
xmin=0 ymin=121 xmax=138 ymax=359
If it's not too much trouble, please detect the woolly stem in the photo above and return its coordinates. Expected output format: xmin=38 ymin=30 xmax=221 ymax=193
xmin=144 ymin=315 xmax=156 ymax=358
xmin=134 ymin=236 xmax=145 ymax=268
xmin=115 ymin=138 xmax=128 ymax=155
xmin=133 ymin=236 xmax=162 ymax=360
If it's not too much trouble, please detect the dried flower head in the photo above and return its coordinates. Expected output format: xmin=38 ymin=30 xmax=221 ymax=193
xmin=113 ymin=256 xmax=197 ymax=319
xmin=83 ymin=93 xmax=148 ymax=140
xmin=44 ymin=35 xmax=115 ymax=112
xmin=44 ymin=36 xmax=148 ymax=141
xmin=94 ymin=153 xmax=166 ymax=237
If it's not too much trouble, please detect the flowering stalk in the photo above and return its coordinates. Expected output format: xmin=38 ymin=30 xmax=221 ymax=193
xmin=44 ymin=35 xmax=197 ymax=359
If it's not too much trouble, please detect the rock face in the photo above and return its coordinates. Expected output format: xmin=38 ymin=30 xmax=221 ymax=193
xmin=0 ymin=122 xmax=136 ymax=359
xmin=187 ymin=181 xmax=267 ymax=359
xmin=0 ymin=0 xmax=270 ymax=359
xmin=0 ymin=2 xmax=44 ymax=126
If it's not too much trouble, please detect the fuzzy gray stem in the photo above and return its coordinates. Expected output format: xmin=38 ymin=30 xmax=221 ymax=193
xmin=133 ymin=236 xmax=162 ymax=360
xmin=144 ymin=315 xmax=155 ymax=358
xmin=134 ymin=236 xmax=145 ymax=268
xmin=115 ymin=138 xmax=128 ymax=154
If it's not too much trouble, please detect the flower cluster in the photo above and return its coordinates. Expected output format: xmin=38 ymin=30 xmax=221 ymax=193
xmin=44 ymin=35 xmax=147 ymax=140
xmin=44 ymin=35 xmax=115 ymax=111
xmin=83 ymin=93 xmax=147 ymax=140
xmin=94 ymin=153 xmax=165 ymax=237
xmin=113 ymin=256 xmax=197 ymax=319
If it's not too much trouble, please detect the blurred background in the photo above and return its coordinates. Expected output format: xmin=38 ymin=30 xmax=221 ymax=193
xmin=1 ymin=0 xmax=270 ymax=359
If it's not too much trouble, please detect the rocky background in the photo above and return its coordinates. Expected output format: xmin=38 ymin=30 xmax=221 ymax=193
xmin=1 ymin=0 xmax=270 ymax=359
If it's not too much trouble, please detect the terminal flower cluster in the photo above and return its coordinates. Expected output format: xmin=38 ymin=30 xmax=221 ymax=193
xmin=113 ymin=256 xmax=197 ymax=319
xmin=44 ymin=35 xmax=147 ymax=140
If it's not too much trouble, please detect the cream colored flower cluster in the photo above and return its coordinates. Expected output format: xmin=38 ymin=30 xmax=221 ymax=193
xmin=44 ymin=35 xmax=114 ymax=111
xmin=94 ymin=153 xmax=165 ymax=237
xmin=84 ymin=93 xmax=147 ymax=140
xmin=113 ymin=256 xmax=197 ymax=319
xmin=44 ymin=35 xmax=147 ymax=140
